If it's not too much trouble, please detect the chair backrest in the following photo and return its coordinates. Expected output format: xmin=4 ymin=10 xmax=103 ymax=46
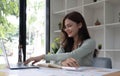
xmin=92 ymin=57 xmax=112 ymax=69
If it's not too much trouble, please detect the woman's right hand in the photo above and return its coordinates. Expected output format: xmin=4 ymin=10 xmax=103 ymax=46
xmin=61 ymin=58 xmax=80 ymax=67
xmin=24 ymin=54 xmax=45 ymax=65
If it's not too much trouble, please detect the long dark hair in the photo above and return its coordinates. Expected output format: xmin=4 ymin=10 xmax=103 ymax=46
xmin=61 ymin=11 xmax=90 ymax=52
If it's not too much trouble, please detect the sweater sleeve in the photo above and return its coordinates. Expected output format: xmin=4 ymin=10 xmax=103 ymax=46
xmin=44 ymin=39 xmax=96 ymax=62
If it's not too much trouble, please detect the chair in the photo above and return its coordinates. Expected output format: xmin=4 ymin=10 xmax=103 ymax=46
xmin=92 ymin=57 xmax=112 ymax=69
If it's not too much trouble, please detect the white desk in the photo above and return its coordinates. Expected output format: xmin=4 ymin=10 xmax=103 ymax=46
xmin=0 ymin=65 xmax=120 ymax=76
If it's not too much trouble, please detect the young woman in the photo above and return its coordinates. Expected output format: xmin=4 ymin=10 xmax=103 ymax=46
xmin=24 ymin=11 xmax=96 ymax=67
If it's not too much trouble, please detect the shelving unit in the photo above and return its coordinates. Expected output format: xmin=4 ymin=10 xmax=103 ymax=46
xmin=50 ymin=0 xmax=120 ymax=69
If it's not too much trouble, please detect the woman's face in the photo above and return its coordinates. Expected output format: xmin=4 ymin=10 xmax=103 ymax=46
xmin=64 ymin=19 xmax=82 ymax=38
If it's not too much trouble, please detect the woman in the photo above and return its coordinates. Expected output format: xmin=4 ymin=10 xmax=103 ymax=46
xmin=24 ymin=11 xmax=96 ymax=67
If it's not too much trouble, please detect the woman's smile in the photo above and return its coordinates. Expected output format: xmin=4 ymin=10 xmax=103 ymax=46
xmin=64 ymin=19 xmax=80 ymax=38
xmin=67 ymin=31 xmax=72 ymax=36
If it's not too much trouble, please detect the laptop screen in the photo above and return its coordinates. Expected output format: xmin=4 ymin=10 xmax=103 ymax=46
xmin=0 ymin=39 xmax=10 ymax=68
xmin=0 ymin=39 xmax=39 ymax=69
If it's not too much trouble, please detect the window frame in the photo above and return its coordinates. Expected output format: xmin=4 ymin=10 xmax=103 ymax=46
xmin=19 ymin=0 xmax=50 ymax=61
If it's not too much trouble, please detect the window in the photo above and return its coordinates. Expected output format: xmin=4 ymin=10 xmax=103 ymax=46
xmin=0 ymin=0 xmax=19 ymax=64
xmin=0 ymin=0 xmax=49 ymax=64
xmin=26 ymin=0 xmax=46 ymax=59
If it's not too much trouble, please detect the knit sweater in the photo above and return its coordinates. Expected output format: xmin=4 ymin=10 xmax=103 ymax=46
xmin=44 ymin=38 xmax=96 ymax=66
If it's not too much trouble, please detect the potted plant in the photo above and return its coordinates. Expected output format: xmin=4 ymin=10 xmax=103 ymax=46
xmin=58 ymin=22 xmax=62 ymax=30
xmin=95 ymin=19 xmax=101 ymax=26
xmin=98 ymin=44 xmax=102 ymax=50
xmin=51 ymin=37 xmax=60 ymax=54
xmin=93 ymin=0 xmax=97 ymax=2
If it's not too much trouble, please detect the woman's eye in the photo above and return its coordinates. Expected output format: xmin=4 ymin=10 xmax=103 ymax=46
xmin=67 ymin=24 xmax=72 ymax=27
xmin=63 ymin=24 xmax=72 ymax=30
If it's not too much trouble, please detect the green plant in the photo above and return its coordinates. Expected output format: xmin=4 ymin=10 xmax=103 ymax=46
xmin=0 ymin=49 xmax=2 ymax=55
xmin=58 ymin=22 xmax=62 ymax=30
xmin=98 ymin=44 xmax=102 ymax=50
xmin=51 ymin=37 xmax=60 ymax=54
xmin=0 ymin=0 xmax=19 ymax=39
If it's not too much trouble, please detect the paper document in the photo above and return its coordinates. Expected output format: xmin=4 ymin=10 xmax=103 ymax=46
xmin=37 ymin=63 xmax=62 ymax=69
xmin=37 ymin=63 xmax=91 ymax=71
xmin=37 ymin=63 xmax=120 ymax=75
xmin=62 ymin=66 xmax=95 ymax=71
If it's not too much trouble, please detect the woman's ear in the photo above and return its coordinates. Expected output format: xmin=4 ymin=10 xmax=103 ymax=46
xmin=78 ymin=23 xmax=82 ymax=29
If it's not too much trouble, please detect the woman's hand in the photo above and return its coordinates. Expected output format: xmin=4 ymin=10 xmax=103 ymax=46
xmin=24 ymin=54 xmax=45 ymax=65
xmin=61 ymin=58 xmax=80 ymax=67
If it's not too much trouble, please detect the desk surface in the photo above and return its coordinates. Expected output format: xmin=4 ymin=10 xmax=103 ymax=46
xmin=0 ymin=64 xmax=120 ymax=76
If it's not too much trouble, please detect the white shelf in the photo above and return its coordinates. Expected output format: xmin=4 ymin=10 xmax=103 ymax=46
xmin=105 ymin=22 xmax=120 ymax=28
xmin=54 ymin=30 xmax=61 ymax=33
xmin=83 ymin=0 xmax=105 ymax=5
xmin=105 ymin=0 xmax=120 ymax=24
xmin=52 ymin=0 xmax=65 ymax=12
xmin=66 ymin=6 xmax=83 ymax=15
xmin=84 ymin=0 xmax=105 ymax=8
xmin=53 ymin=10 xmax=66 ymax=15
xmin=51 ymin=0 xmax=120 ymax=69
xmin=66 ymin=0 xmax=83 ymax=9
xmin=104 ymin=49 xmax=120 ymax=52
xmin=84 ymin=1 xmax=104 ymax=26
xmin=87 ymin=25 xmax=104 ymax=30
xmin=105 ymin=0 xmax=120 ymax=5
xmin=66 ymin=7 xmax=80 ymax=11
xmin=97 ymin=49 xmax=120 ymax=52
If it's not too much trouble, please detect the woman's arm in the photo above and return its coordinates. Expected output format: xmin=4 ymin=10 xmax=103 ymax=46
xmin=44 ymin=39 xmax=96 ymax=61
xmin=61 ymin=57 xmax=80 ymax=67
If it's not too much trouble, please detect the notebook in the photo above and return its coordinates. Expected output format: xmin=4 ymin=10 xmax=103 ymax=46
xmin=0 ymin=39 xmax=39 ymax=70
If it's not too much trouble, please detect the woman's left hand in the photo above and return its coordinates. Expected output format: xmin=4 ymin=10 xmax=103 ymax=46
xmin=61 ymin=58 xmax=80 ymax=67
xmin=24 ymin=54 xmax=45 ymax=65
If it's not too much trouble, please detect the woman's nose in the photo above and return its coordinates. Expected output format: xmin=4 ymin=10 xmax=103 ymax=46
xmin=64 ymin=28 xmax=69 ymax=32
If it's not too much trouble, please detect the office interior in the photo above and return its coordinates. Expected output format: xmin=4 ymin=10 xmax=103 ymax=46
xmin=0 ymin=0 xmax=120 ymax=70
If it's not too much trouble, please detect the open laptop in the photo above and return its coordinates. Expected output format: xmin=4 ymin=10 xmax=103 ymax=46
xmin=0 ymin=39 xmax=39 ymax=70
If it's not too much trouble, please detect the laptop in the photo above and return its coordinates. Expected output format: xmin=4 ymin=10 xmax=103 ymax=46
xmin=0 ymin=39 xmax=39 ymax=70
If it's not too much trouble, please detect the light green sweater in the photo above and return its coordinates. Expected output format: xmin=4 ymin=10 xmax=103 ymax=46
xmin=44 ymin=39 xmax=96 ymax=66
